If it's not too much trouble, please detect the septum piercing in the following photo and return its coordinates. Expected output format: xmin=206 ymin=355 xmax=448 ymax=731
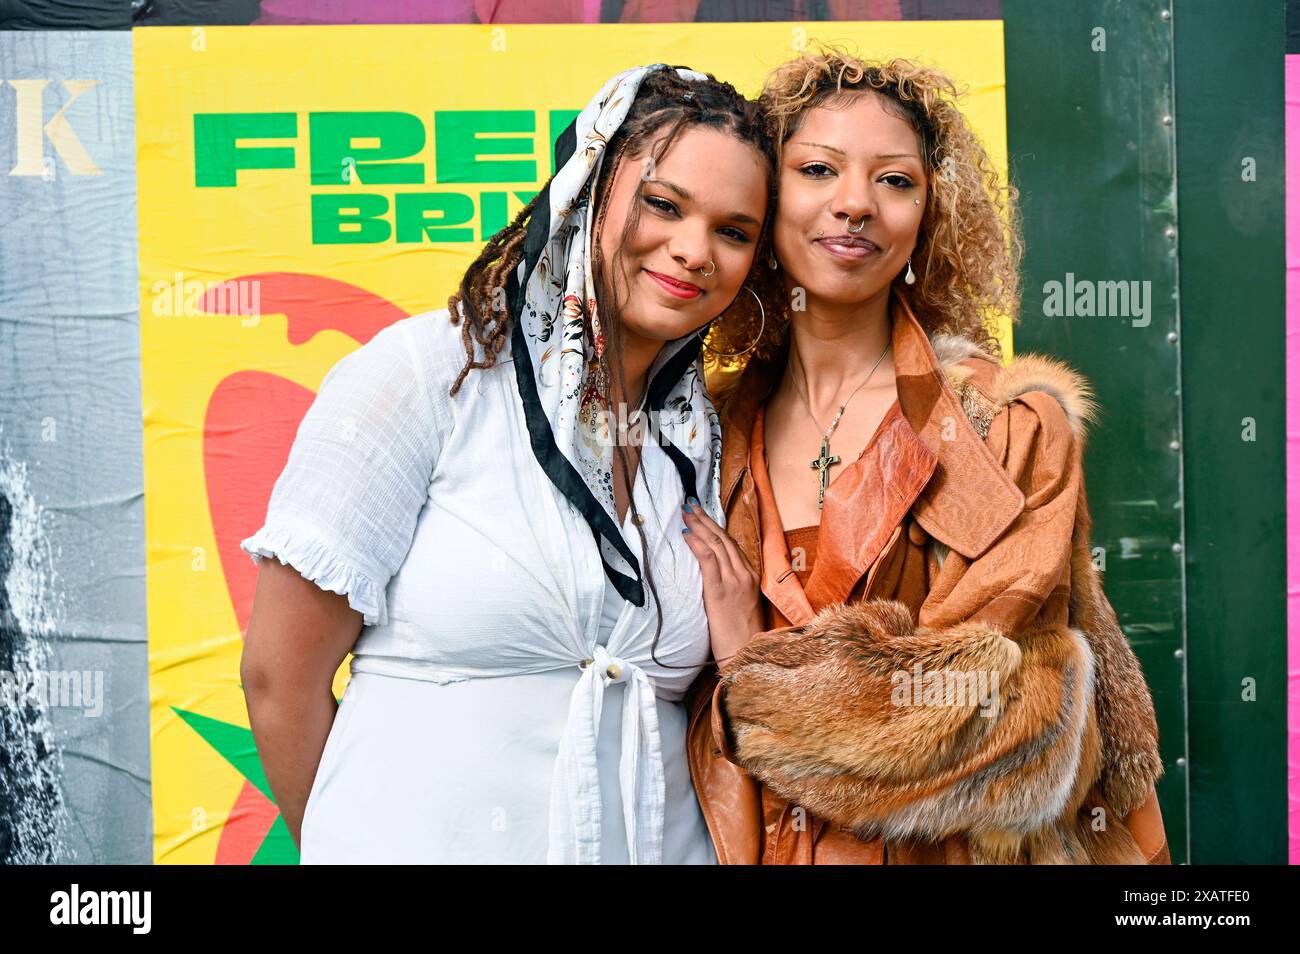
xmin=834 ymin=199 xmax=921 ymax=235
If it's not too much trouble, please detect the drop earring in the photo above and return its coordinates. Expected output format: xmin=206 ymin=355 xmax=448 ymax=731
xmin=904 ymin=257 xmax=916 ymax=285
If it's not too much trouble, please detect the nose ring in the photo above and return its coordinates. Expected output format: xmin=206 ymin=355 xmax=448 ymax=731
xmin=698 ymin=260 xmax=716 ymax=277
xmin=844 ymin=214 xmax=866 ymax=234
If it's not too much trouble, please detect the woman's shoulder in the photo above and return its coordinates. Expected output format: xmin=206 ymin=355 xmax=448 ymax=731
xmin=393 ymin=304 xmax=498 ymax=385
xmin=933 ymin=333 xmax=1097 ymax=451
xmin=986 ymin=351 xmax=1098 ymax=448
xmin=304 ymin=305 xmax=494 ymax=461
xmin=932 ymin=336 xmax=1100 ymax=509
xmin=351 ymin=302 xmax=514 ymax=414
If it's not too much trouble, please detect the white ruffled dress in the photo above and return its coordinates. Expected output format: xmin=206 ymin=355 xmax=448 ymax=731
xmin=240 ymin=308 xmax=717 ymax=865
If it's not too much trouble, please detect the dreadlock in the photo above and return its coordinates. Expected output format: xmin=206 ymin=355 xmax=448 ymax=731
xmin=445 ymin=190 xmax=544 ymax=397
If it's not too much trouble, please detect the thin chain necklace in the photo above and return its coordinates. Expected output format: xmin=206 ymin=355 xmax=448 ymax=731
xmin=786 ymin=339 xmax=893 ymax=510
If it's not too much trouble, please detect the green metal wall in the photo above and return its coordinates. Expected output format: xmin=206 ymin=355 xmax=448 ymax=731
xmin=1169 ymin=1 xmax=1287 ymax=863
xmin=1004 ymin=0 xmax=1286 ymax=863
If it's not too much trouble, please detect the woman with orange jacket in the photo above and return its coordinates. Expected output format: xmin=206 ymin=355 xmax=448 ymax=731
xmin=679 ymin=46 xmax=1169 ymax=864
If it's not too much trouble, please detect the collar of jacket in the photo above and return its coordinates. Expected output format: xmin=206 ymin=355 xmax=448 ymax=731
xmin=714 ymin=291 xmax=1026 ymax=572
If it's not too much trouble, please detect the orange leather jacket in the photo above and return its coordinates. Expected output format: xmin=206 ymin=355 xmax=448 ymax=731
xmin=684 ymin=291 xmax=1170 ymax=865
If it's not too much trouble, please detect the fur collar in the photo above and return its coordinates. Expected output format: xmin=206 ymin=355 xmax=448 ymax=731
xmin=931 ymin=332 xmax=1100 ymax=447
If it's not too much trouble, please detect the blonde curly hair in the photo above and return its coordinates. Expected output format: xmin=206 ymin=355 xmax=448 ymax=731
xmin=704 ymin=41 xmax=1023 ymax=373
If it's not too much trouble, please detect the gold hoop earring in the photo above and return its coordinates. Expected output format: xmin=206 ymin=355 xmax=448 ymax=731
xmin=699 ymin=286 xmax=766 ymax=359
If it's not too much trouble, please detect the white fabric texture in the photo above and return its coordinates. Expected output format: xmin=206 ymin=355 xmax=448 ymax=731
xmin=240 ymin=308 xmax=718 ymax=864
xmin=240 ymin=318 xmax=443 ymax=629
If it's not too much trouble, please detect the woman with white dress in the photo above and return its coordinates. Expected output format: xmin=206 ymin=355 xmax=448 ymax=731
xmin=237 ymin=63 xmax=778 ymax=863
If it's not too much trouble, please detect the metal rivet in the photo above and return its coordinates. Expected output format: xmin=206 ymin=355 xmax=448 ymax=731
xmin=1172 ymin=542 xmax=1183 ymax=554
xmin=606 ymin=663 xmax=621 ymax=680
xmin=1161 ymin=9 xmax=1171 ymax=20
xmin=1162 ymin=114 xmax=1173 ymax=125
xmin=1173 ymin=648 xmax=1184 ymax=659
xmin=1167 ymin=331 xmax=1178 ymax=343
xmin=1165 ymin=226 xmax=1176 ymax=239
xmin=1176 ymin=757 xmax=1187 ymax=768
xmin=1169 ymin=440 xmax=1181 ymax=452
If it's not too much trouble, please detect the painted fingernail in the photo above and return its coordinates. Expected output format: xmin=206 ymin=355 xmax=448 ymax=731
xmin=681 ymin=526 xmax=692 ymax=534
xmin=688 ymin=496 xmax=700 ymax=507
xmin=682 ymin=500 xmax=693 ymax=513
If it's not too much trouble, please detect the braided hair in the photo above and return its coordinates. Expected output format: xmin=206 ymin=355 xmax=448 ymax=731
xmin=447 ymin=67 xmax=778 ymax=394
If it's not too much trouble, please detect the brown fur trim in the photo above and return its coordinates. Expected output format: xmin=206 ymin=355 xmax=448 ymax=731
xmin=930 ymin=337 xmax=1163 ymax=817
xmin=930 ymin=334 xmax=999 ymax=441
xmin=931 ymin=332 xmax=996 ymax=370
xmin=720 ymin=600 xmax=1101 ymax=858
xmin=955 ymin=382 xmax=998 ymax=441
xmin=930 ymin=333 xmax=1099 ymax=448
xmin=990 ymin=353 xmax=1099 ymax=446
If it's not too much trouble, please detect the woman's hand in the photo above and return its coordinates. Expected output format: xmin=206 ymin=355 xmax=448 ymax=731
xmin=680 ymin=496 xmax=765 ymax=665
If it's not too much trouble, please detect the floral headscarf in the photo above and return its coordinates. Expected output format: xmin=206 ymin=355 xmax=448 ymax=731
xmin=506 ymin=63 xmax=725 ymax=606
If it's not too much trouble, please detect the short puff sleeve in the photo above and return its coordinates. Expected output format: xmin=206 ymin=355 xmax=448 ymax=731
xmin=239 ymin=318 xmax=447 ymax=627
